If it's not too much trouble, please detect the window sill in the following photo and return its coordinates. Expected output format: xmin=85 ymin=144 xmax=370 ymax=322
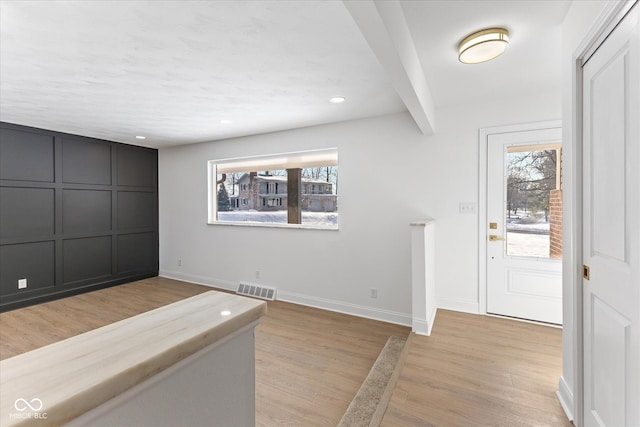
xmin=207 ymin=221 xmax=339 ymax=231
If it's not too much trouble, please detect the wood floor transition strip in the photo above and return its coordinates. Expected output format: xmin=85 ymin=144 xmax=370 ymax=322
xmin=337 ymin=335 xmax=408 ymax=427
xmin=370 ymin=332 xmax=413 ymax=426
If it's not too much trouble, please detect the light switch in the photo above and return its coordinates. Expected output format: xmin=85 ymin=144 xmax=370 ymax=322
xmin=459 ymin=202 xmax=477 ymax=214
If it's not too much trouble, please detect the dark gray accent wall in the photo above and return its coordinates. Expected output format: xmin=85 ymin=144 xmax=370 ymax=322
xmin=0 ymin=122 xmax=158 ymax=311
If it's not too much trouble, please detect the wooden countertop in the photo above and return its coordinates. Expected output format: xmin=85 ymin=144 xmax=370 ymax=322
xmin=0 ymin=291 xmax=266 ymax=427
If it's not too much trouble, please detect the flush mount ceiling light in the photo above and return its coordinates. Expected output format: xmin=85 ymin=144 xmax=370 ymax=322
xmin=458 ymin=28 xmax=509 ymax=64
xmin=329 ymin=96 xmax=345 ymax=104
xmin=135 ymin=135 xmax=146 ymax=140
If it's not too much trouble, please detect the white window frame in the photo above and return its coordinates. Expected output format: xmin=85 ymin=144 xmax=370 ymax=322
xmin=207 ymin=148 xmax=338 ymax=230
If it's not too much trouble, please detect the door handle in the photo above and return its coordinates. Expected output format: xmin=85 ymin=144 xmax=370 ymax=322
xmin=489 ymin=235 xmax=506 ymax=241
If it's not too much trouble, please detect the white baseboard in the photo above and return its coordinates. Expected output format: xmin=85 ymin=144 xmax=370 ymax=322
xmin=278 ymin=290 xmax=412 ymax=327
xmin=557 ymin=375 xmax=574 ymax=422
xmin=412 ymin=319 xmax=430 ymax=336
xmin=413 ymin=307 xmax=438 ymax=336
xmin=428 ymin=306 xmax=438 ymax=333
xmin=437 ymin=297 xmax=479 ymax=314
xmin=160 ymin=270 xmax=412 ymax=327
xmin=159 ymin=270 xmax=236 ymax=292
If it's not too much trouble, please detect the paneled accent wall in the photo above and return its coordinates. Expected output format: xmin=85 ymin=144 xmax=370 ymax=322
xmin=0 ymin=122 xmax=158 ymax=311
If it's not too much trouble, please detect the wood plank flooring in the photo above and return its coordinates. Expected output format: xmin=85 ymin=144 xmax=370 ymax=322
xmin=0 ymin=277 xmax=409 ymax=426
xmin=255 ymin=300 xmax=409 ymax=426
xmin=0 ymin=277 xmax=209 ymax=360
xmin=381 ymin=310 xmax=571 ymax=426
xmin=1 ymin=278 xmax=570 ymax=426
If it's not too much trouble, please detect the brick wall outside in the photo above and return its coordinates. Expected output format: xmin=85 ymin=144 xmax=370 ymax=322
xmin=549 ymin=189 xmax=562 ymax=258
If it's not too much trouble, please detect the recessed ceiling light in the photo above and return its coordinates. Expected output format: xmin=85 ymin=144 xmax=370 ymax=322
xmin=458 ymin=28 xmax=510 ymax=64
xmin=220 ymin=119 xmax=233 ymax=124
xmin=329 ymin=96 xmax=345 ymax=104
xmin=135 ymin=135 xmax=146 ymax=140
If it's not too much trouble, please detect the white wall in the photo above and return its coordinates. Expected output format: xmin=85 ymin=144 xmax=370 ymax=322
xmin=418 ymin=92 xmax=561 ymax=313
xmin=559 ymin=0 xmax=618 ymax=422
xmin=159 ymin=89 xmax=559 ymax=325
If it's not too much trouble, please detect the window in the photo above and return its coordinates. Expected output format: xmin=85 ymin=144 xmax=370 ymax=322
xmin=208 ymin=148 xmax=338 ymax=228
xmin=267 ymin=198 xmax=282 ymax=207
xmin=505 ymin=145 xmax=562 ymax=258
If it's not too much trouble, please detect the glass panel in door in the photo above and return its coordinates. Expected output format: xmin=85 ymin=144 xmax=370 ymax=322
xmin=505 ymin=146 xmax=562 ymax=259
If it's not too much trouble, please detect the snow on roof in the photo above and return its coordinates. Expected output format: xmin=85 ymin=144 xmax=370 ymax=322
xmin=302 ymin=177 xmax=333 ymax=184
xmin=254 ymin=175 xmax=287 ymax=182
xmin=254 ymin=175 xmax=331 ymax=185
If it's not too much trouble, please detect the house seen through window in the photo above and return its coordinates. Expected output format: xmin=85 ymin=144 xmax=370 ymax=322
xmin=208 ymin=149 xmax=338 ymax=228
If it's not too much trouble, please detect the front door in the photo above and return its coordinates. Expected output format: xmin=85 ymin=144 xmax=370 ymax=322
xmin=486 ymin=127 xmax=563 ymax=324
xmin=582 ymin=4 xmax=639 ymax=426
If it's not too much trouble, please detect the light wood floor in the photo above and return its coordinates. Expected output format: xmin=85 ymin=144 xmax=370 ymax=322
xmin=382 ymin=310 xmax=571 ymax=426
xmin=0 ymin=277 xmax=211 ymax=360
xmin=255 ymin=300 xmax=409 ymax=426
xmin=0 ymin=278 xmax=570 ymax=426
xmin=0 ymin=277 xmax=409 ymax=426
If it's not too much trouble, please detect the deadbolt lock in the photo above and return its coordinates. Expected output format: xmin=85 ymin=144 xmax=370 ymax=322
xmin=489 ymin=222 xmax=498 ymax=229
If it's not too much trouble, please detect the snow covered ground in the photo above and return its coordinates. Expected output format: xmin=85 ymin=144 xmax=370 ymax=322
xmin=506 ymin=212 xmax=550 ymax=235
xmin=218 ymin=210 xmax=338 ymax=227
xmin=507 ymin=232 xmax=550 ymax=258
xmin=505 ymin=211 xmax=553 ymax=257
xmin=507 ymin=221 xmax=550 ymax=234
xmin=218 ymin=210 xmax=552 ymax=255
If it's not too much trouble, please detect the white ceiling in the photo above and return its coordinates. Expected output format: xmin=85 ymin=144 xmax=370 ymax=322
xmin=401 ymin=0 xmax=570 ymax=108
xmin=0 ymin=0 xmax=571 ymax=148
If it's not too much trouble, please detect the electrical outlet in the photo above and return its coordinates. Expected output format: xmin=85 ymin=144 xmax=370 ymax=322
xmin=370 ymin=288 xmax=377 ymax=299
xmin=18 ymin=278 xmax=27 ymax=289
xmin=178 ymin=259 xmax=182 ymax=267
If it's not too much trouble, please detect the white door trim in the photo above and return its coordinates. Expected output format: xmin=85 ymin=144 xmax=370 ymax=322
xmin=478 ymin=120 xmax=562 ymax=316
xmin=569 ymin=1 xmax=637 ymax=426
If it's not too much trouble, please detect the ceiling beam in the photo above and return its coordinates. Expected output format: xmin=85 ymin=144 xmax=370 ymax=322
xmin=344 ymin=0 xmax=436 ymax=135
